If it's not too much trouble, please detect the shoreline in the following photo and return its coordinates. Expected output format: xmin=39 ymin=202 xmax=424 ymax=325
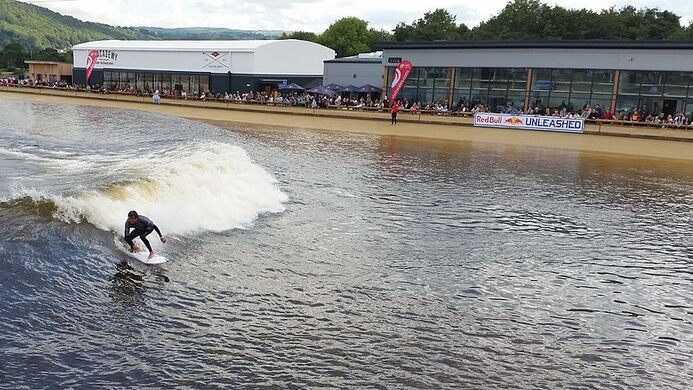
xmin=2 ymin=87 xmax=693 ymax=162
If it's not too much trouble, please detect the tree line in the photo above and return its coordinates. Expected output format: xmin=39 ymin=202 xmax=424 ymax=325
xmin=4 ymin=0 xmax=693 ymax=71
xmin=0 ymin=44 xmax=72 ymax=73
xmin=282 ymin=0 xmax=693 ymax=57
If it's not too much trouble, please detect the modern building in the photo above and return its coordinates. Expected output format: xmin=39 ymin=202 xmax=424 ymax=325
xmin=25 ymin=60 xmax=73 ymax=84
xmin=375 ymin=40 xmax=693 ymax=117
xmin=72 ymin=40 xmax=335 ymax=94
xmin=323 ymin=51 xmax=384 ymax=88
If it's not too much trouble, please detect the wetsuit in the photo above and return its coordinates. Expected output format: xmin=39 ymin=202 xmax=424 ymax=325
xmin=124 ymin=215 xmax=162 ymax=252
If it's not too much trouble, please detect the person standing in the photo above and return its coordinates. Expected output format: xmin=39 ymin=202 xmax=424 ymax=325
xmin=391 ymin=100 xmax=401 ymax=125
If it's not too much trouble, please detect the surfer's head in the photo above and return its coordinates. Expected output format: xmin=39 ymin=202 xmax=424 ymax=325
xmin=127 ymin=210 xmax=138 ymax=223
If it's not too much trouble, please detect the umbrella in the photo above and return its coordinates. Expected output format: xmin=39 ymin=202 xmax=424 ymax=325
xmin=278 ymin=82 xmax=305 ymax=91
xmin=324 ymin=83 xmax=342 ymax=91
xmin=339 ymin=85 xmax=359 ymax=93
xmin=306 ymin=86 xmax=335 ymax=96
xmin=356 ymin=84 xmax=382 ymax=93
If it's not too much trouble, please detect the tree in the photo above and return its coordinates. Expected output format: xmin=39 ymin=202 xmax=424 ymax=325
xmin=393 ymin=9 xmax=465 ymax=41
xmin=317 ymin=17 xmax=372 ymax=57
xmin=2 ymin=43 xmax=25 ymax=69
xmin=279 ymin=31 xmax=318 ymax=42
xmin=34 ymin=47 xmax=61 ymax=61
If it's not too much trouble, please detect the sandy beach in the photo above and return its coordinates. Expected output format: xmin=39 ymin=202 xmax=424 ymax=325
xmin=3 ymin=87 xmax=693 ymax=162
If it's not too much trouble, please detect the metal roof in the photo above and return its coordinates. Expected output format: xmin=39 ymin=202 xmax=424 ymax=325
xmin=373 ymin=40 xmax=693 ymax=50
xmin=324 ymin=56 xmax=382 ymax=64
xmin=73 ymin=39 xmax=289 ymax=52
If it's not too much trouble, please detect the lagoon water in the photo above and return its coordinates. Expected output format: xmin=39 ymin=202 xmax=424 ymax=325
xmin=1 ymin=98 xmax=692 ymax=388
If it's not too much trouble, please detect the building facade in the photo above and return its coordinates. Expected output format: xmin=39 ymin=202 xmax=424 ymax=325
xmin=72 ymin=40 xmax=335 ymax=94
xmin=25 ymin=61 xmax=73 ymax=84
xmin=376 ymin=40 xmax=693 ymax=117
xmin=323 ymin=52 xmax=384 ymax=88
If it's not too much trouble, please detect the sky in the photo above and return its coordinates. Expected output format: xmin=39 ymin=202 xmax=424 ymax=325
xmin=18 ymin=0 xmax=693 ymax=33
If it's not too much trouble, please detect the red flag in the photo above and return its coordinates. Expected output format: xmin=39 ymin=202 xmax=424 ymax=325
xmin=389 ymin=60 xmax=412 ymax=102
xmin=85 ymin=50 xmax=99 ymax=84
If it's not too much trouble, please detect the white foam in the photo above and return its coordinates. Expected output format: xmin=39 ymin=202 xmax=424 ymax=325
xmin=32 ymin=142 xmax=287 ymax=236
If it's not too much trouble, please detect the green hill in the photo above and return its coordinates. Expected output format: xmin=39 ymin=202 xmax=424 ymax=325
xmin=0 ymin=0 xmax=154 ymax=50
xmin=0 ymin=0 xmax=286 ymax=51
xmin=135 ymin=27 xmax=285 ymax=40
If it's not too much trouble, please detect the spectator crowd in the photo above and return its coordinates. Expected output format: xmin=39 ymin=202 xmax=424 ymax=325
xmin=1 ymin=77 xmax=692 ymax=129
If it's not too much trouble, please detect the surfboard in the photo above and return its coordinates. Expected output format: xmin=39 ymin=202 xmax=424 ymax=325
xmin=126 ymin=249 xmax=168 ymax=265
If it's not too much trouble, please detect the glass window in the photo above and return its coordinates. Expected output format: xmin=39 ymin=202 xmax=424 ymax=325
xmin=455 ymin=68 xmax=473 ymax=88
xmin=590 ymin=94 xmax=612 ymax=110
xmin=508 ymin=68 xmax=528 ymax=90
xmin=663 ymin=72 xmax=689 ymax=97
xmin=453 ymin=88 xmax=471 ymax=106
xmin=571 ymin=69 xmax=593 ymax=94
xmin=592 ymin=70 xmax=614 ymax=94
xmin=530 ymin=91 xmax=549 ymax=110
xmin=144 ymin=73 xmax=153 ymax=92
xmin=616 ymin=95 xmax=639 ymax=114
xmin=568 ymin=92 xmax=590 ymax=112
xmin=548 ymin=91 xmax=570 ymax=110
xmin=531 ymin=68 xmax=553 ymax=92
xmin=200 ymin=75 xmax=209 ymax=93
xmin=161 ymin=73 xmax=171 ymax=91
xmin=640 ymin=71 xmax=664 ymax=96
xmin=506 ymin=90 xmax=525 ymax=110
xmin=618 ymin=71 xmax=641 ymax=95
xmin=190 ymin=75 xmax=199 ymax=93
xmin=180 ymin=74 xmax=190 ymax=94
xmin=552 ymin=69 xmax=572 ymax=92
xmin=433 ymin=67 xmax=451 ymax=89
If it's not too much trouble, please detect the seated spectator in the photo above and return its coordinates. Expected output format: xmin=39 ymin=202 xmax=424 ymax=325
xmin=630 ymin=111 xmax=640 ymax=122
xmin=601 ymin=109 xmax=614 ymax=121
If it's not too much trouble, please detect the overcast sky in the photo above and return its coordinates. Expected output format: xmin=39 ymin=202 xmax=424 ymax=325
xmin=18 ymin=0 xmax=693 ymax=32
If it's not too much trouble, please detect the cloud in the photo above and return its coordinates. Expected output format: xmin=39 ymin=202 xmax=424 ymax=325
xmin=17 ymin=0 xmax=693 ymax=32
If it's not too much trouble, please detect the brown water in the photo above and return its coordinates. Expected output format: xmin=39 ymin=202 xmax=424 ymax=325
xmin=1 ymin=99 xmax=692 ymax=388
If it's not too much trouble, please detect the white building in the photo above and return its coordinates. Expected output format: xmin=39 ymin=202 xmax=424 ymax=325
xmin=72 ymin=39 xmax=335 ymax=94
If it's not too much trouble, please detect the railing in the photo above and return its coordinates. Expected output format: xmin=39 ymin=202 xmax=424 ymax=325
xmin=2 ymin=82 xmax=693 ymax=131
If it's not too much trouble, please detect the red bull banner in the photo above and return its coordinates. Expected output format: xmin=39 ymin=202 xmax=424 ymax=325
xmin=389 ymin=60 xmax=412 ymax=102
xmin=85 ymin=50 xmax=99 ymax=84
xmin=473 ymin=113 xmax=584 ymax=134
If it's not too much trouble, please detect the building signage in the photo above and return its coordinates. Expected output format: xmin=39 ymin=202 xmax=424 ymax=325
xmin=473 ymin=113 xmax=584 ymax=133
xmin=202 ymin=51 xmax=230 ymax=70
xmin=387 ymin=57 xmax=402 ymax=64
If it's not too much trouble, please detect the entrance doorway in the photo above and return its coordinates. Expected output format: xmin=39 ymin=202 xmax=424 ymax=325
xmin=662 ymin=99 xmax=678 ymax=117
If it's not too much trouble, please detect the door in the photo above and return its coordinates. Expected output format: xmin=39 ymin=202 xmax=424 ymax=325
xmin=662 ymin=99 xmax=678 ymax=117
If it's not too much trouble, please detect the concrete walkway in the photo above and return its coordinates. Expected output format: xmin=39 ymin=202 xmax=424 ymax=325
xmin=4 ymin=85 xmax=693 ymax=142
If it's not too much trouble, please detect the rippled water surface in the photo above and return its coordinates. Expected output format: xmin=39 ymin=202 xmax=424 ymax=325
xmin=1 ymin=98 xmax=692 ymax=388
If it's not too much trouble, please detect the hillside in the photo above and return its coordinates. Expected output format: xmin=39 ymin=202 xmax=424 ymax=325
xmin=0 ymin=0 xmax=285 ymax=51
xmin=135 ymin=27 xmax=284 ymax=40
xmin=0 ymin=0 xmax=154 ymax=50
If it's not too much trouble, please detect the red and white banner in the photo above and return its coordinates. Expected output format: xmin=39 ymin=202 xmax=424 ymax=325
xmin=85 ymin=50 xmax=99 ymax=83
xmin=389 ymin=60 xmax=412 ymax=102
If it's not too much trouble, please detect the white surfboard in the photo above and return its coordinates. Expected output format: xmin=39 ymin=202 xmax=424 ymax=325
xmin=126 ymin=249 xmax=168 ymax=264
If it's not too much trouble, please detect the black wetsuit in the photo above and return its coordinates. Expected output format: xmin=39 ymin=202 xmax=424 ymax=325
xmin=124 ymin=215 xmax=162 ymax=252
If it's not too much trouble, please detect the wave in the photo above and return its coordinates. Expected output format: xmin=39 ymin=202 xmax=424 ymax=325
xmin=3 ymin=142 xmax=287 ymax=236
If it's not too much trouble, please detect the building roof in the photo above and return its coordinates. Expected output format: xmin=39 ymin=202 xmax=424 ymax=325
xmin=324 ymin=56 xmax=382 ymax=64
xmin=374 ymin=40 xmax=693 ymax=51
xmin=73 ymin=39 xmax=293 ymax=52
xmin=324 ymin=51 xmax=382 ymax=64
xmin=25 ymin=60 xmax=68 ymax=65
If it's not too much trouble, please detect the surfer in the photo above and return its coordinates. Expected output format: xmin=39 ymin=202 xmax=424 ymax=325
xmin=124 ymin=210 xmax=166 ymax=259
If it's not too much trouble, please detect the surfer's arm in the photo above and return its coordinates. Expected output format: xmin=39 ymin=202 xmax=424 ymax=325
xmin=123 ymin=222 xmax=130 ymax=240
xmin=151 ymin=224 xmax=167 ymax=243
